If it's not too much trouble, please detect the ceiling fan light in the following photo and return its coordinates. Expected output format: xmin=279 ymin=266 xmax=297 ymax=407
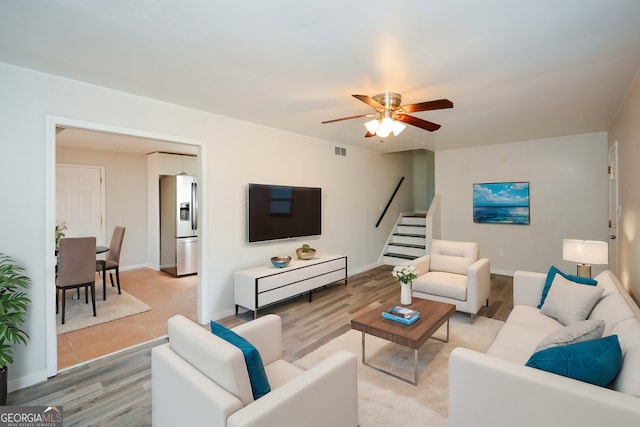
xmin=376 ymin=117 xmax=394 ymax=137
xmin=392 ymin=120 xmax=406 ymax=136
xmin=365 ymin=119 xmax=380 ymax=134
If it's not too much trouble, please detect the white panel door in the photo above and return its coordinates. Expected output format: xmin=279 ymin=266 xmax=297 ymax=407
xmin=56 ymin=164 xmax=105 ymax=244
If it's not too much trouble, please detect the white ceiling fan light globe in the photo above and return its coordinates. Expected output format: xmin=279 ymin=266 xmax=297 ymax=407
xmin=365 ymin=119 xmax=380 ymax=134
xmin=376 ymin=117 xmax=394 ymax=137
xmin=392 ymin=120 xmax=406 ymax=136
xmin=376 ymin=128 xmax=391 ymax=137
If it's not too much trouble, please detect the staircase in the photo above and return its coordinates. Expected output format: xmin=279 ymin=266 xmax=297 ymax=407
xmin=382 ymin=213 xmax=429 ymax=266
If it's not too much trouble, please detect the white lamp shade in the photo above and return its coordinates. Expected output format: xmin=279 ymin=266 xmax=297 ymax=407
xmin=562 ymin=239 xmax=608 ymax=265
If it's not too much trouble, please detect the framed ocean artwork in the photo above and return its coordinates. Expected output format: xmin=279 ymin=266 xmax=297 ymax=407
xmin=473 ymin=182 xmax=530 ymax=225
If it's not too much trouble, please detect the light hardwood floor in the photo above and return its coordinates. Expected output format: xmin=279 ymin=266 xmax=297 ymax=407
xmin=10 ymin=265 xmax=512 ymax=426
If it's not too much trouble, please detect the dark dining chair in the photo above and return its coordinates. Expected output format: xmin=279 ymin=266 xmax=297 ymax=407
xmin=57 ymin=237 xmax=97 ymax=324
xmin=96 ymin=226 xmax=125 ymax=299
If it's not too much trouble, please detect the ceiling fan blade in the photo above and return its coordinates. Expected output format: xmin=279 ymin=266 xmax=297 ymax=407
xmin=364 ymin=131 xmax=375 ymax=138
xmin=401 ymin=99 xmax=453 ymax=113
xmin=398 ymin=114 xmax=441 ymax=131
xmin=321 ymin=113 xmax=373 ymax=124
xmin=352 ymin=94 xmax=384 ymax=109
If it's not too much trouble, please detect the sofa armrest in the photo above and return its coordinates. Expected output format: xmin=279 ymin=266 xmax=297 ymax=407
xmin=233 ymin=314 xmax=282 ymax=365
xmin=513 ymin=270 xmax=547 ymax=307
xmin=152 ymin=343 xmax=244 ymax=427
xmin=227 ymin=351 xmax=358 ymax=427
xmin=449 ymin=347 xmax=640 ymax=427
xmin=409 ymin=255 xmax=431 ymax=275
xmin=467 ymin=258 xmax=491 ymax=313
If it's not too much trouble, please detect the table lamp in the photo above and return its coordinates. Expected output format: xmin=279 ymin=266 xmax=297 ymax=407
xmin=562 ymin=239 xmax=608 ymax=278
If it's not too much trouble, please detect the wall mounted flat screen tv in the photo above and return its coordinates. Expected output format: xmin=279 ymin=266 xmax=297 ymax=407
xmin=248 ymin=183 xmax=322 ymax=242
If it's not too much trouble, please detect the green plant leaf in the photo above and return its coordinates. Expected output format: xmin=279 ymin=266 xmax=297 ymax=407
xmin=0 ymin=252 xmax=31 ymax=367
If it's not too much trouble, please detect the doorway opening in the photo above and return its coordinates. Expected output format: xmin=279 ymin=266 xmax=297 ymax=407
xmin=46 ymin=116 xmax=207 ymax=376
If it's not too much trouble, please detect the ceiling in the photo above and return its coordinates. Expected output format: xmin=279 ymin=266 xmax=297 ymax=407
xmin=55 ymin=126 xmax=198 ymax=156
xmin=2 ymin=0 xmax=640 ymax=154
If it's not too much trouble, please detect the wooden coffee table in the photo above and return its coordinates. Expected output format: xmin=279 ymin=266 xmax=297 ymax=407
xmin=351 ymin=298 xmax=456 ymax=385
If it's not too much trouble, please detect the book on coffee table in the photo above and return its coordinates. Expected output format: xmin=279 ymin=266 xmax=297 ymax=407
xmin=382 ymin=306 xmax=421 ymax=325
xmin=387 ymin=305 xmax=419 ymax=318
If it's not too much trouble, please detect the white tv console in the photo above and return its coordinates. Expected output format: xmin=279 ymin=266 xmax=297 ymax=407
xmin=234 ymin=254 xmax=347 ymax=318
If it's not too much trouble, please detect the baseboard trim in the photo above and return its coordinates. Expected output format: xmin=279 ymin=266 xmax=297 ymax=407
xmin=349 ymin=261 xmax=383 ymax=276
xmin=8 ymin=369 xmax=47 ymax=393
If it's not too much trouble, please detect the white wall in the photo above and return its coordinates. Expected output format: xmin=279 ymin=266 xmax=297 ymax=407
xmin=608 ymin=70 xmax=640 ymax=301
xmin=0 ymin=62 xmax=414 ymax=390
xmin=435 ymin=132 xmax=609 ymax=275
xmin=56 ymin=146 xmax=147 ymax=270
xmin=412 ymin=150 xmax=428 ymax=211
xmin=412 ymin=149 xmax=435 ymax=212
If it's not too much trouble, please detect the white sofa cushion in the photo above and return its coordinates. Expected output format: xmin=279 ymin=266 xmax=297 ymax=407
xmin=412 ymin=271 xmax=467 ymax=301
xmin=168 ymin=315 xmax=254 ymax=406
xmin=612 ymin=318 xmax=640 ymax=353
xmin=265 ymin=359 xmax=305 ymax=390
xmin=540 ymin=274 xmax=603 ymax=325
xmin=614 ymin=347 xmax=640 ymax=397
xmin=593 ymin=270 xmax=621 ymax=298
xmin=589 ymin=293 xmax=637 ymax=336
xmin=534 ymin=319 xmax=605 ymax=352
xmin=429 ymin=240 xmax=478 ymax=275
xmin=487 ymin=305 xmax=563 ymax=364
xmin=611 ymin=318 xmax=640 ymax=397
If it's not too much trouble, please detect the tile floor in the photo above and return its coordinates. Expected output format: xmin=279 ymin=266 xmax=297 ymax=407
xmin=57 ymin=268 xmax=197 ymax=370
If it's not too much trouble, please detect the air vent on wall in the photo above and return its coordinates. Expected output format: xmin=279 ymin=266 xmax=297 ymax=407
xmin=334 ymin=146 xmax=347 ymax=156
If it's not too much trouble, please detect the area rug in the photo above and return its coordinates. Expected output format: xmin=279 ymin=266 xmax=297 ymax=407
xmin=56 ymin=284 xmax=151 ymax=334
xmin=294 ymin=312 xmax=504 ymax=427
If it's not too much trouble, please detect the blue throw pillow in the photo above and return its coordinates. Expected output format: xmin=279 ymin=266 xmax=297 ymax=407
xmin=210 ymin=321 xmax=271 ymax=399
xmin=525 ymin=335 xmax=622 ymax=387
xmin=538 ymin=266 xmax=597 ymax=309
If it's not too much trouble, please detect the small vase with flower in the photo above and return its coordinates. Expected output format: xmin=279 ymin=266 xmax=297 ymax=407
xmin=392 ymin=264 xmax=419 ymax=305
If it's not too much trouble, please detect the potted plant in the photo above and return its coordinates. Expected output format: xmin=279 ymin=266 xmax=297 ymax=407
xmin=0 ymin=253 xmax=31 ymax=405
xmin=55 ymin=221 xmax=67 ymax=246
xmin=296 ymin=244 xmax=316 ymax=260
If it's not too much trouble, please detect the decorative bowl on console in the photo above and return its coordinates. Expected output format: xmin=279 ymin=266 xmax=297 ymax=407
xmin=296 ymin=244 xmax=316 ymax=260
xmin=271 ymin=256 xmax=292 ymax=268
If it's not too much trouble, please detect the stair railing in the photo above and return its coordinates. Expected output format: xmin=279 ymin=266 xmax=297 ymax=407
xmin=375 ymin=176 xmax=405 ymax=228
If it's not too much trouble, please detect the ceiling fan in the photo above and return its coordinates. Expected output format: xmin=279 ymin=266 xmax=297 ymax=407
xmin=322 ymin=92 xmax=453 ymax=138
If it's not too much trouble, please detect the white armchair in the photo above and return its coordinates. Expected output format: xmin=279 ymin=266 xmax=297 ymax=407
xmin=409 ymin=239 xmax=490 ymax=318
xmin=152 ymin=314 xmax=358 ymax=427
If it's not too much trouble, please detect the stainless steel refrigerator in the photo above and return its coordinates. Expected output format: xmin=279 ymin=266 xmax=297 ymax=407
xmin=160 ymin=174 xmax=198 ymax=276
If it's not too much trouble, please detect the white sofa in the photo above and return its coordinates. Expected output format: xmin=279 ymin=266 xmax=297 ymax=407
xmin=152 ymin=314 xmax=358 ymax=427
xmin=449 ymin=269 xmax=640 ymax=427
xmin=409 ymin=239 xmax=490 ymax=317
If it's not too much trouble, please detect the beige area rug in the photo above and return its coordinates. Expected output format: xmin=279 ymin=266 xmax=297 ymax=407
xmin=56 ymin=283 xmax=152 ymax=334
xmin=294 ymin=312 xmax=504 ymax=427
